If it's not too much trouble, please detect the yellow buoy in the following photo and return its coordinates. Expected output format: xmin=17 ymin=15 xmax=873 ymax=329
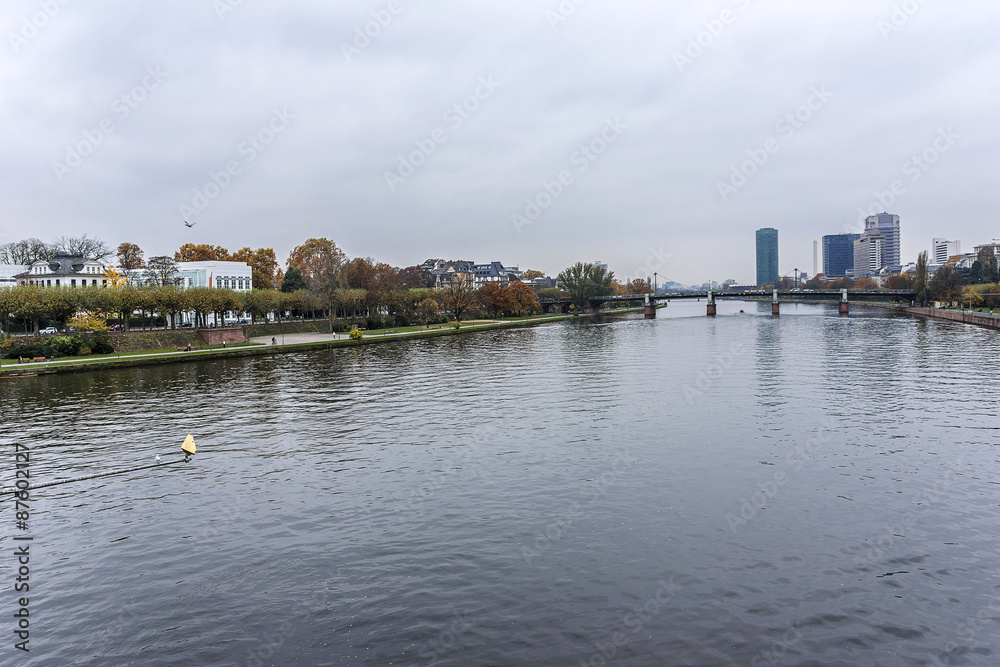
xmin=181 ymin=435 xmax=197 ymax=456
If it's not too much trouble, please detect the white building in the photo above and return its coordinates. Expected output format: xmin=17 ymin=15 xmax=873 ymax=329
xmin=17 ymin=256 xmax=106 ymax=287
xmin=472 ymin=262 xmax=522 ymax=288
xmin=932 ymin=238 xmax=961 ymax=264
xmin=973 ymin=241 xmax=1000 ymax=259
xmin=1 ymin=265 xmax=28 ymax=286
xmin=129 ymin=260 xmax=253 ymax=290
xmin=853 ymin=233 xmax=884 ymax=278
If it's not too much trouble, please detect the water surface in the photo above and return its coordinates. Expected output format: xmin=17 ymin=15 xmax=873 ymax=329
xmin=2 ymin=301 xmax=999 ymax=665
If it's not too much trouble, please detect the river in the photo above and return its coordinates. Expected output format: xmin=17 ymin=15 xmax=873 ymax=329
xmin=2 ymin=301 xmax=999 ymax=665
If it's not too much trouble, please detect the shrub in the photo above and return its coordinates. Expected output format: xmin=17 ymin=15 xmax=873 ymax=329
xmin=365 ymin=316 xmax=392 ymax=331
xmin=5 ymin=344 xmax=51 ymax=359
xmin=92 ymin=340 xmax=115 ymax=354
xmin=90 ymin=334 xmax=115 ymax=355
xmin=47 ymin=336 xmax=83 ymax=357
xmin=349 ymin=328 xmax=363 ymax=340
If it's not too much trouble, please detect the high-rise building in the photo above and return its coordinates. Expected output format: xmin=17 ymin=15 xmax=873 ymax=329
xmin=823 ymin=233 xmax=860 ymax=277
xmin=813 ymin=241 xmax=818 ymax=277
xmin=756 ymin=228 xmax=779 ymax=286
xmin=932 ymin=238 xmax=961 ymax=264
xmin=853 ymin=233 xmax=884 ymax=278
xmin=864 ymin=213 xmax=901 ymax=270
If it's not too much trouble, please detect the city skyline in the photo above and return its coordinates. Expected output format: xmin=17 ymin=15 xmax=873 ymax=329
xmin=1 ymin=2 xmax=998 ymax=285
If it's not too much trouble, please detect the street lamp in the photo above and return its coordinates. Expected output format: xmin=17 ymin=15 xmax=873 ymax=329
xmin=654 ymin=272 xmax=658 ymax=294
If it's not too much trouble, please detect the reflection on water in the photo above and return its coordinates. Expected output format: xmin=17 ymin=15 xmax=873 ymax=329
xmin=2 ymin=304 xmax=999 ymax=665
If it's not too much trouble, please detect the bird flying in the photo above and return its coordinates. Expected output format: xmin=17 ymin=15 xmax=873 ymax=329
xmin=184 ymin=220 xmax=196 ymax=228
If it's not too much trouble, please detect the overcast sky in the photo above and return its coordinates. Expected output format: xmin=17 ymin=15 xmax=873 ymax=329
xmin=2 ymin=0 xmax=998 ymax=285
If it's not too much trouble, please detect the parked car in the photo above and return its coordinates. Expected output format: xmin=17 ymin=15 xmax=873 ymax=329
xmin=39 ymin=327 xmax=57 ymax=335
xmin=180 ymin=322 xmax=194 ymax=328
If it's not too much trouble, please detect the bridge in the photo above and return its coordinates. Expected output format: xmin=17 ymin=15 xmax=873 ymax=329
xmin=538 ymin=289 xmax=917 ymax=318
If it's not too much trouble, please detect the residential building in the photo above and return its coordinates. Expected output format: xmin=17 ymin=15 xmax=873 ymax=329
xmin=420 ymin=259 xmax=475 ymax=289
xmin=472 ymin=262 xmax=522 ymax=288
xmin=755 ymin=228 xmax=779 ymax=286
xmin=823 ymin=233 xmax=860 ymax=278
xmin=522 ymin=276 xmax=557 ymax=290
xmin=864 ymin=213 xmax=901 ymax=271
xmin=16 ymin=255 xmax=107 ymax=287
xmin=932 ymin=238 xmax=961 ymax=264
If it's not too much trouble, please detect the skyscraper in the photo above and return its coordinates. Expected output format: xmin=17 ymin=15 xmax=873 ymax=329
xmin=864 ymin=213 xmax=901 ymax=270
xmin=756 ymin=228 xmax=779 ymax=286
xmin=823 ymin=233 xmax=860 ymax=277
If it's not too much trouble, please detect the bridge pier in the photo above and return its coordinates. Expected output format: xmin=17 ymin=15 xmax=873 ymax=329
xmin=771 ymin=290 xmax=779 ymax=316
xmin=706 ymin=291 xmax=716 ymax=316
xmin=839 ymin=289 xmax=849 ymax=315
xmin=644 ymin=294 xmax=656 ymax=319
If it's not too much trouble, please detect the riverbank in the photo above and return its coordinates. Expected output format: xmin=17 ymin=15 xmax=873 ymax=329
xmin=0 ymin=310 xmax=641 ymax=378
xmin=905 ymin=307 xmax=1000 ymax=331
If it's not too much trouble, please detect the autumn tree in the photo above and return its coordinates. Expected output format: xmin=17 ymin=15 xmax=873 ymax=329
xmin=288 ymin=238 xmax=347 ymax=332
xmin=521 ymin=269 xmax=544 ymax=280
xmin=116 ymin=242 xmax=145 ymax=284
xmin=625 ymin=278 xmax=653 ymax=295
xmin=507 ymin=280 xmax=540 ymax=315
xmin=854 ymin=276 xmax=880 ymax=290
xmin=479 ymin=282 xmax=513 ymax=319
xmin=229 ymin=247 xmax=280 ymax=289
xmin=369 ymin=263 xmax=404 ymax=316
xmin=399 ymin=266 xmax=433 ymax=288
xmin=438 ymin=273 xmax=477 ymax=322
xmin=417 ymin=297 xmax=440 ymax=327
xmin=342 ymin=257 xmax=378 ymax=289
xmin=175 ymin=243 xmax=230 ymax=262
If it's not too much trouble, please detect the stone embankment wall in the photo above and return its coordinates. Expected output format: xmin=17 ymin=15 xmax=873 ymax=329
xmin=200 ymin=327 xmax=248 ymax=345
xmin=906 ymin=308 xmax=1000 ymax=331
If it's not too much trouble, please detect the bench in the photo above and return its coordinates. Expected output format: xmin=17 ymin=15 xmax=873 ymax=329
xmin=32 ymin=357 xmax=46 ymax=362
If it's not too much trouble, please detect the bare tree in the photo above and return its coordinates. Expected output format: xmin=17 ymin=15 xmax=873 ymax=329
xmin=146 ymin=256 xmax=180 ymax=286
xmin=52 ymin=235 xmax=112 ymax=261
xmin=0 ymin=238 xmax=54 ymax=264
